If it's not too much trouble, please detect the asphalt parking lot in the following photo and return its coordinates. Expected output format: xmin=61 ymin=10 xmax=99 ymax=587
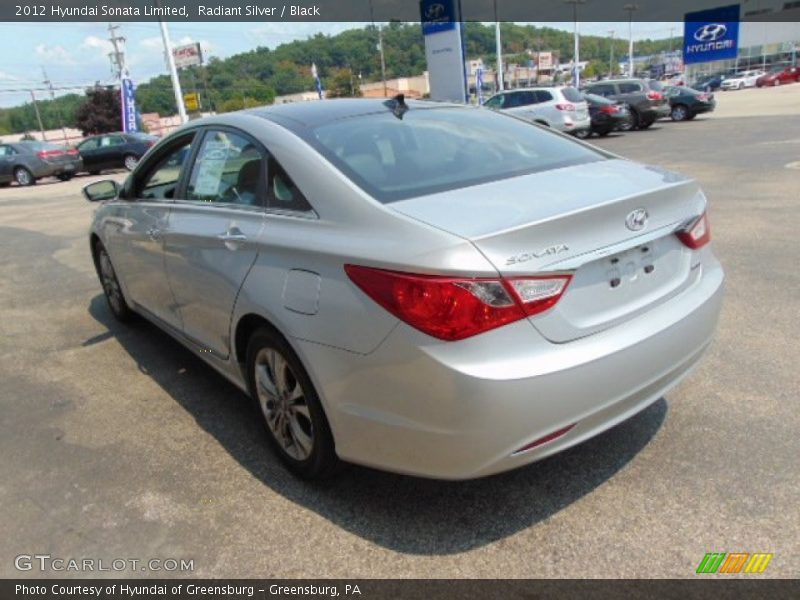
xmin=1 ymin=86 xmax=798 ymax=579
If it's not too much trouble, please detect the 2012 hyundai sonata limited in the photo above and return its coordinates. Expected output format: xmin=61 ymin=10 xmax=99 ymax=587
xmin=84 ymin=97 xmax=724 ymax=480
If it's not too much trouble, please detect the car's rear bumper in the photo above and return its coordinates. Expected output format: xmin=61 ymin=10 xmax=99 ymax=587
xmin=298 ymin=252 xmax=724 ymax=480
xmin=33 ymin=159 xmax=83 ymax=178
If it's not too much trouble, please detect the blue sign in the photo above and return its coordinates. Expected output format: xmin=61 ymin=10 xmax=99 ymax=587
xmin=683 ymin=4 xmax=740 ymax=65
xmin=420 ymin=0 xmax=456 ymax=36
xmin=120 ymin=78 xmax=138 ymax=133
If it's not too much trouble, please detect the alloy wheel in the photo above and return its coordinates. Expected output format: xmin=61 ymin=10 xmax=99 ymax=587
xmin=14 ymin=168 xmax=32 ymax=186
xmin=99 ymin=249 xmax=123 ymax=315
xmin=254 ymin=348 xmax=314 ymax=461
xmin=124 ymin=155 xmax=139 ymax=171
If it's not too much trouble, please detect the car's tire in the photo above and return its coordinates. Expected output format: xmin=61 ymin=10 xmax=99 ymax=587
xmin=597 ymin=129 xmax=612 ymax=137
xmin=573 ymin=128 xmax=591 ymax=139
xmin=617 ymin=108 xmax=636 ymax=131
xmin=638 ymin=118 xmax=655 ymax=129
xmin=671 ymin=104 xmax=689 ymax=122
xmin=57 ymin=173 xmax=73 ymax=182
xmin=0 ymin=182 xmax=10 ymax=188
xmin=246 ymin=326 xmax=339 ymax=480
xmin=687 ymin=113 xmax=698 ymax=120
xmin=94 ymin=243 xmax=134 ymax=322
xmin=123 ymin=154 xmax=139 ymax=171
xmin=14 ymin=167 xmax=34 ymax=186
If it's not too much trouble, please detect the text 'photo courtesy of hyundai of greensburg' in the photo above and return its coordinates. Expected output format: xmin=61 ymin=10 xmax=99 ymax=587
xmin=84 ymin=97 xmax=724 ymax=480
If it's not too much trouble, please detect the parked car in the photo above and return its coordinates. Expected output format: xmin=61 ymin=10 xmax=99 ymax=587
xmin=720 ymin=70 xmax=765 ymax=90
xmin=756 ymin=66 xmax=800 ymax=87
xmin=691 ymin=73 xmax=726 ymax=92
xmin=580 ymin=93 xmax=632 ymax=137
xmin=582 ymin=79 xmax=670 ymax=130
xmin=76 ymin=132 xmax=158 ymax=174
xmin=483 ymin=86 xmax=591 ymax=136
xmin=663 ymin=86 xmax=716 ymax=121
xmin=84 ymin=98 xmax=724 ymax=480
xmin=0 ymin=141 xmax=83 ymax=186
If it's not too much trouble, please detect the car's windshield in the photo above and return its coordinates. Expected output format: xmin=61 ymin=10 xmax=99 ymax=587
xmin=310 ymin=106 xmax=605 ymax=203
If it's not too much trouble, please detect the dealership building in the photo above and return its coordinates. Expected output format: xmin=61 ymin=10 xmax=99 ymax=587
xmin=684 ymin=2 xmax=800 ymax=78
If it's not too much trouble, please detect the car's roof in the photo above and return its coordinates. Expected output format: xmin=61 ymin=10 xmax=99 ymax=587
xmin=246 ymin=98 xmax=455 ymax=129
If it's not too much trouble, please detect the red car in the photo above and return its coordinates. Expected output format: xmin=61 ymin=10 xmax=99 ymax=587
xmin=756 ymin=66 xmax=800 ymax=87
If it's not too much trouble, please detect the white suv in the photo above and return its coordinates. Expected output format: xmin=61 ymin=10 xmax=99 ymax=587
xmin=484 ymin=86 xmax=591 ymax=136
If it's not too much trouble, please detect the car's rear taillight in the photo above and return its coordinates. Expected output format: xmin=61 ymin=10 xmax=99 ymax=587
xmin=599 ymin=105 xmax=620 ymax=114
xmin=555 ymin=103 xmax=576 ymax=111
xmin=646 ymin=91 xmax=664 ymax=101
xmin=36 ymin=149 xmax=64 ymax=160
xmin=344 ymin=265 xmax=571 ymax=341
xmin=677 ymin=212 xmax=711 ymax=249
xmin=66 ymin=148 xmax=80 ymax=156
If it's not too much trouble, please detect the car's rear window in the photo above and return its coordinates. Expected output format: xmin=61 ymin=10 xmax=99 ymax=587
xmin=309 ymin=107 xmax=605 ymax=203
xmin=560 ymin=87 xmax=584 ymax=102
xmin=25 ymin=142 xmax=63 ymax=151
xmin=647 ymin=80 xmax=664 ymax=92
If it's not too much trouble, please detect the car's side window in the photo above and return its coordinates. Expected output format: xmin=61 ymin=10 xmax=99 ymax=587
xmin=619 ymin=83 xmax=641 ymax=94
xmin=266 ymin=157 xmax=313 ymax=213
xmin=186 ymin=129 xmax=264 ymax=207
xmin=0 ymin=146 xmax=9 ymax=157
xmin=535 ymin=90 xmax=554 ymax=103
xmin=484 ymin=95 xmax=504 ymax=109
xmin=135 ymin=136 xmax=195 ymax=201
xmin=79 ymin=138 xmax=100 ymax=151
xmin=588 ymin=84 xmax=614 ymax=97
xmin=105 ymin=135 xmax=126 ymax=147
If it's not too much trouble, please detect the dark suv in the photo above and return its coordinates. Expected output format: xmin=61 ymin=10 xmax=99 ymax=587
xmin=583 ymin=79 xmax=670 ymax=130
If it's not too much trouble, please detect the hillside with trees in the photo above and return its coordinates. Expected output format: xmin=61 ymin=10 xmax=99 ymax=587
xmin=0 ymin=22 xmax=680 ymax=135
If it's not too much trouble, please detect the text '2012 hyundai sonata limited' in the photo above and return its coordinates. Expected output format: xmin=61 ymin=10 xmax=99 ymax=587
xmin=84 ymin=97 xmax=724 ymax=480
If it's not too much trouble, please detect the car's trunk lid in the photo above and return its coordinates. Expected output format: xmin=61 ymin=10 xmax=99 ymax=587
xmin=390 ymin=158 xmax=706 ymax=342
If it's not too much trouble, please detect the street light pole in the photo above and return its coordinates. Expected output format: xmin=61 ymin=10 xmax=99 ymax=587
xmin=609 ymin=30 xmax=615 ymax=77
xmin=565 ymin=0 xmax=586 ymax=88
xmin=494 ymin=0 xmax=504 ymax=91
xmin=624 ymin=3 xmax=639 ymax=78
xmin=158 ymin=17 xmax=187 ymax=123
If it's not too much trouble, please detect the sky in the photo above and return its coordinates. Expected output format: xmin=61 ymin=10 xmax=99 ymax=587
xmin=0 ymin=21 xmax=681 ymax=108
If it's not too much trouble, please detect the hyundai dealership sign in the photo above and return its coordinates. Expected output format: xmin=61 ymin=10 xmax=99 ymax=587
xmin=684 ymin=4 xmax=740 ymax=64
xmin=420 ymin=0 xmax=468 ymax=103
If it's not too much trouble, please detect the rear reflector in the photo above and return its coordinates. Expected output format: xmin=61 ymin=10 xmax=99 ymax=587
xmin=676 ymin=212 xmax=711 ymax=249
xmin=512 ymin=424 xmax=576 ymax=455
xmin=344 ymin=265 xmax=572 ymax=341
xmin=599 ymin=105 xmax=620 ymax=114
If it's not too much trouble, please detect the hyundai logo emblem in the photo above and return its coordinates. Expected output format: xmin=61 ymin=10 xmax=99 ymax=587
xmin=694 ymin=23 xmax=728 ymax=42
xmin=425 ymin=3 xmax=446 ymax=20
xmin=625 ymin=208 xmax=649 ymax=231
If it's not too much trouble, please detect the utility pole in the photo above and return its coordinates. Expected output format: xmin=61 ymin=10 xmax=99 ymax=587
xmin=609 ymin=30 xmax=615 ymax=77
xmin=107 ymin=23 xmax=128 ymax=79
xmin=368 ymin=0 xmax=387 ymax=97
xmin=29 ymin=90 xmax=46 ymax=140
xmin=624 ymin=4 xmax=639 ymax=78
xmin=42 ymin=67 xmax=69 ymax=145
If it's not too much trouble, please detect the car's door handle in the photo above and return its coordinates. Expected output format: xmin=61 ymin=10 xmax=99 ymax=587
xmin=217 ymin=232 xmax=247 ymax=243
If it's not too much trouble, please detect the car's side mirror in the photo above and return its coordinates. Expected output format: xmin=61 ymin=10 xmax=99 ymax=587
xmin=83 ymin=180 xmax=119 ymax=202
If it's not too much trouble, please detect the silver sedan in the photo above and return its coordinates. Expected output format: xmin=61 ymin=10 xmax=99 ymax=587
xmin=84 ymin=98 xmax=724 ymax=480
